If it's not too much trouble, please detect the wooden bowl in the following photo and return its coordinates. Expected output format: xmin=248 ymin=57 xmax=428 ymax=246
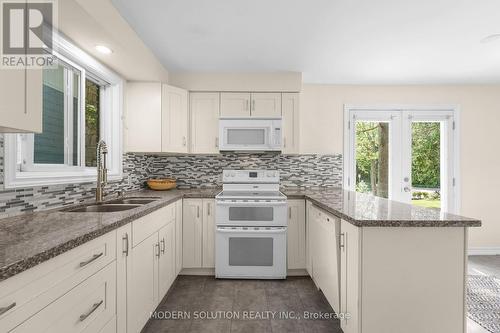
xmin=147 ymin=178 xmax=177 ymax=191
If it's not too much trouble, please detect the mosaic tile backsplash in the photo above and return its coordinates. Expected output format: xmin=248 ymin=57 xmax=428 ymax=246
xmin=0 ymin=134 xmax=342 ymax=218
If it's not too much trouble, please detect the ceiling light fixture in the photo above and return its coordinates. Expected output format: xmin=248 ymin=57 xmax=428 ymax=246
xmin=95 ymin=45 xmax=113 ymax=54
xmin=480 ymin=34 xmax=500 ymax=44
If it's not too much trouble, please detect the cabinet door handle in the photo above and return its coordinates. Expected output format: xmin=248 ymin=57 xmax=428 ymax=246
xmin=215 ymin=137 xmax=219 ymax=148
xmin=182 ymin=136 xmax=187 ymax=147
xmin=283 ymin=137 xmax=286 ymax=148
xmin=122 ymin=233 xmax=129 ymax=256
xmin=246 ymin=100 xmax=249 ymax=111
xmin=155 ymin=242 xmax=161 ymax=257
xmin=288 ymin=207 xmax=291 ymax=219
xmin=340 ymin=233 xmax=346 ymax=251
xmin=161 ymin=238 xmax=165 ymax=254
xmin=252 ymin=100 xmax=255 ymax=111
xmin=0 ymin=302 xmax=16 ymax=316
xmin=79 ymin=300 xmax=103 ymax=322
xmin=207 ymin=203 xmax=211 ymax=216
xmin=79 ymin=252 xmax=104 ymax=267
xmin=197 ymin=206 xmax=200 ymax=218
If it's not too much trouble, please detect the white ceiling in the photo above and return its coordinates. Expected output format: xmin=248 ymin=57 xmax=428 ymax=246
xmin=111 ymin=0 xmax=500 ymax=84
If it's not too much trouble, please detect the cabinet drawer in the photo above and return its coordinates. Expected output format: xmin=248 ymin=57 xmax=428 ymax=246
xmin=11 ymin=262 xmax=116 ymax=333
xmin=0 ymin=231 xmax=116 ymax=331
xmin=132 ymin=203 xmax=175 ymax=247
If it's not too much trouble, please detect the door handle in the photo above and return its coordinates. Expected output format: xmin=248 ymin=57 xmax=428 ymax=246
xmin=288 ymin=207 xmax=291 ymax=219
xmin=122 ymin=233 xmax=129 ymax=256
xmin=161 ymin=238 xmax=165 ymax=254
xmin=251 ymin=100 xmax=255 ymax=111
xmin=404 ymin=186 xmax=411 ymax=193
xmin=246 ymin=100 xmax=249 ymax=111
xmin=197 ymin=206 xmax=200 ymax=218
xmin=155 ymin=242 xmax=161 ymax=257
xmin=207 ymin=203 xmax=210 ymax=216
xmin=79 ymin=300 xmax=103 ymax=322
xmin=79 ymin=252 xmax=104 ymax=267
xmin=340 ymin=233 xmax=346 ymax=251
xmin=215 ymin=137 xmax=219 ymax=148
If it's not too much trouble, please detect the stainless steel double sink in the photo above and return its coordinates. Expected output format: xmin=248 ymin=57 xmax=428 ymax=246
xmin=65 ymin=197 xmax=161 ymax=213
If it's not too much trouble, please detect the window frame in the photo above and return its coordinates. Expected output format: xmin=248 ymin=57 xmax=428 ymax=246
xmin=4 ymin=33 xmax=123 ymax=188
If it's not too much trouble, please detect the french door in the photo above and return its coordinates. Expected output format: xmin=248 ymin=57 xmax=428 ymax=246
xmin=344 ymin=106 xmax=458 ymax=213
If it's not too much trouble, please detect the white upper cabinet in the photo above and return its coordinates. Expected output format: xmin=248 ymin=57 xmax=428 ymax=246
xmin=220 ymin=92 xmax=250 ymax=117
xmin=125 ymin=82 xmax=162 ymax=152
xmin=282 ymin=93 xmax=300 ymax=154
xmin=220 ymin=92 xmax=282 ymax=118
xmin=0 ymin=68 xmax=42 ymax=133
xmin=162 ymin=84 xmax=189 ymax=153
xmin=190 ymin=92 xmax=220 ymax=153
xmin=251 ymin=92 xmax=281 ymax=117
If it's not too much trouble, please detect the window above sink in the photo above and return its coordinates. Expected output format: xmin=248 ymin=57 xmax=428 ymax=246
xmin=3 ymin=33 xmax=124 ymax=189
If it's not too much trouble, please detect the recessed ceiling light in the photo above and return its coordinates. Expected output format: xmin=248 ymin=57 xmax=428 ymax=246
xmin=480 ymin=34 xmax=500 ymax=44
xmin=95 ymin=45 xmax=113 ymax=54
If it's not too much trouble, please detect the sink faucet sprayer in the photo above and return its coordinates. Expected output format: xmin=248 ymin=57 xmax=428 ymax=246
xmin=96 ymin=140 xmax=108 ymax=203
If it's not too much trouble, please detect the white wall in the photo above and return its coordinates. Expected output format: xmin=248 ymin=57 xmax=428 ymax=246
xmin=169 ymin=72 xmax=302 ymax=92
xmin=299 ymin=84 xmax=500 ymax=249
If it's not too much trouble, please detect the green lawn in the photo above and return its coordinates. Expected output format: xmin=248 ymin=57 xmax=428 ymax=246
xmin=412 ymin=199 xmax=441 ymax=209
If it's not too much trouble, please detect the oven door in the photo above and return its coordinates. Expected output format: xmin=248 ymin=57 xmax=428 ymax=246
xmin=215 ymin=226 xmax=287 ymax=279
xmin=216 ymin=200 xmax=287 ymax=227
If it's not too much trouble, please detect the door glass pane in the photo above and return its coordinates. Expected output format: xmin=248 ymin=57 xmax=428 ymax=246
xmin=229 ymin=237 xmax=273 ymax=266
xmin=411 ymin=122 xmax=441 ymax=209
xmin=355 ymin=121 xmax=390 ymax=198
xmin=229 ymin=207 xmax=273 ymax=221
xmin=227 ymin=129 xmax=266 ymax=144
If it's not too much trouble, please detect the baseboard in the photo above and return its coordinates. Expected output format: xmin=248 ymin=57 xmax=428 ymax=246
xmin=287 ymin=269 xmax=309 ymax=276
xmin=468 ymin=247 xmax=500 ymax=255
xmin=180 ymin=268 xmax=215 ymax=275
xmin=179 ymin=268 xmax=310 ymax=277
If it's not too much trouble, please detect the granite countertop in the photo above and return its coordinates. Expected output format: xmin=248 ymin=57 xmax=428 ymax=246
xmin=0 ymin=186 xmax=480 ymax=282
xmin=0 ymin=188 xmax=220 ymax=282
xmin=283 ymin=187 xmax=481 ymax=228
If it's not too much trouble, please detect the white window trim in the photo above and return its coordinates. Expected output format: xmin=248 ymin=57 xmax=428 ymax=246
xmin=343 ymin=104 xmax=461 ymax=214
xmin=4 ymin=32 xmax=123 ymax=189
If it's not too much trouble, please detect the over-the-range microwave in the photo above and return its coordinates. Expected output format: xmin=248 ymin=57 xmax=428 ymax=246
xmin=218 ymin=117 xmax=282 ymax=152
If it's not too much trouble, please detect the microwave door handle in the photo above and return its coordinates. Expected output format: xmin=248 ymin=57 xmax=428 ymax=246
xmin=217 ymin=228 xmax=286 ymax=234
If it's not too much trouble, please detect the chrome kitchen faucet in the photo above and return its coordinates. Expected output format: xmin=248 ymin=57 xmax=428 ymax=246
xmin=95 ymin=140 xmax=108 ymax=203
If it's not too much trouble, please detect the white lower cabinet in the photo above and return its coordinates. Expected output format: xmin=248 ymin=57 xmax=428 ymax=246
xmin=202 ymin=199 xmax=216 ymax=268
xmin=287 ymin=200 xmax=306 ymax=269
xmin=183 ymin=199 xmax=215 ymax=269
xmin=307 ymin=202 xmax=340 ymax=312
xmin=124 ymin=203 xmax=178 ymax=333
xmin=158 ymin=221 xmax=176 ymax=297
xmin=11 ymin=263 xmax=116 ymax=333
xmin=126 ymin=232 xmax=159 ymax=333
xmin=175 ymin=199 xmax=183 ymax=275
xmin=183 ymin=199 xmax=203 ymax=268
xmin=340 ymin=219 xmax=360 ymax=333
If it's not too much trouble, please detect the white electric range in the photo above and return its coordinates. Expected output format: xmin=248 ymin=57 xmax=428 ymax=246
xmin=215 ymin=170 xmax=287 ymax=279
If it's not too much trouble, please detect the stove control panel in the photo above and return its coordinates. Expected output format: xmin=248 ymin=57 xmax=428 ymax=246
xmin=222 ymin=169 xmax=280 ymax=183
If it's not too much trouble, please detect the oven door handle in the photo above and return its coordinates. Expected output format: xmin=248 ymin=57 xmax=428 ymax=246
xmin=216 ymin=201 xmax=287 ymax=207
xmin=217 ymin=227 xmax=287 ymax=234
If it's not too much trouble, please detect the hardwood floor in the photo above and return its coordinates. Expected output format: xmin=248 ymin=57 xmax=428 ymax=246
xmin=467 ymin=255 xmax=500 ymax=333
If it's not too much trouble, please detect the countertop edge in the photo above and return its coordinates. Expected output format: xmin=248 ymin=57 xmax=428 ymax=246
xmin=0 ymin=189 xmax=481 ymax=282
xmin=0 ymin=191 xmax=214 ymax=282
